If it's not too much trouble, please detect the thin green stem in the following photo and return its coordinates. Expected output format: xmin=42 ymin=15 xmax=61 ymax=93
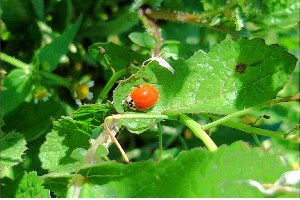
xmin=39 ymin=71 xmax=72 ymax=89
xmin=0 ymin=52 xmax=30 ymax=71
xmin=178 ymin=114 xmax=218 ymax=152
xmin=96 ymin=69 xmax=129 ymax=103
xmin=106 ymin=113 xmax=172 ymax=121
xmin=66 ymin=174 xmax=85 ymax=198
xmin=252 ymin=134 xmax=262 ymax=146
xmin=206 ymin=114 xmax=299 ymax=143
xmin=202 ymin=93 xmax=300 ymax=131
xmin=157 ymin=122 xmax=163 ymax=161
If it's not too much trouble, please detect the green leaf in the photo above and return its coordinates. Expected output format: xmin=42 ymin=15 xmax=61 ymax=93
xmin=15 ymin=171 xmax=50 ymax=198
xmin=36 ymin=15 xmax=82 ymax=72
xmin=39 ymin=120 xmax=90 ymax=173
xmin=113 ymin=38 xmax=297 ymax=114
xmin=78 ymin=142 xmax=292 ymax=197
xmin=0 ymin=131 xmax=27 ymax=170
xmin=256 ymin=0 xmax=300 ymax=29
xmin=128 ymin=32 xmax=157 ymax=49
xmin=89 ymin=42 xmax=148 ymax=71
xmin=39 ymin=104 xmax=111 ymax=172
xmin=0 ymin=69 xmax=32 ymax=116
xmin=3 ymin=99 xmax=67 ymax=141
xmin=72 ymin=103 xmax=112 ymax=127
xmin=43 ymin=173 xmax=73 ymax=198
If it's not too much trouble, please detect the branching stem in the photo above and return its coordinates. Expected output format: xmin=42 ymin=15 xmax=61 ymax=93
xmin=202 ymin=93 xmax=300 ymax=131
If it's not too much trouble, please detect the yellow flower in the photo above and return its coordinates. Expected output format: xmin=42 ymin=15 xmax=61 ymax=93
xmin=74 ymin=80 xmax=94 ymax=106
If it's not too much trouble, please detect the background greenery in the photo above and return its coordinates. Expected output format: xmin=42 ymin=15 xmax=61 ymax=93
xmin=0 ymin=0 xmax=299 ymax=198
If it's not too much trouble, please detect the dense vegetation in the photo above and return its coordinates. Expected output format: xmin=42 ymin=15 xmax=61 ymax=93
xmin=0 ymin=0 xmax=299 ymax=197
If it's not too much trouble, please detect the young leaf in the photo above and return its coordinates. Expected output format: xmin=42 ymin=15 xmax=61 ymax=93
xmin=39 ymin=121 xmax=90 ymax=173
xmin=39 ymin=104 xmax=111 ymax=172
xmin=1 ymin=69 xmax=32 ymax=116
xmin=0 ymin=131 xmax=27 ymax=170
xmin=15 ymin=171 xmax=50 ymax=198
xmin=78 ymin=142 xmax=292 ymax=197
xmin=36 ymin=15 xmax=82 ymax=72
xmin=88 ymin=42 xmax=148 ymax=71
xmin=128 ymin=32 xmax=157 ymax=49
xmin=113 ymin=38 xmax=297 ymax=114
xmin=43 ymin=173 xmax=73 ymax=198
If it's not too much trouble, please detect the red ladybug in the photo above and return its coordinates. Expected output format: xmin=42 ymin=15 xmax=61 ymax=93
xmin=126 ymin=84 xmax=159 ymax=111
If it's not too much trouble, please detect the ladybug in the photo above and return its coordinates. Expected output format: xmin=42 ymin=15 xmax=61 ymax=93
xmin=126 ymin=84 xmax=159 ymax=111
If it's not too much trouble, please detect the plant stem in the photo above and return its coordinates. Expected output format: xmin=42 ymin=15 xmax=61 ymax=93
xmin=0 ymin=52 xmax=30 ymax=71
xmin=252 ymin=134 xmax=262 ymax=146
xmin=66 ymin=174 xmax=86 ymax=198
xmin=139 ymin=8 xmax=163 ymax=56
xmin=143 ymin=1 xmax=240 ymax=25
xmin=202 ymin=93 xmax=300 ymax=131
xmin=178 ymin=114 xmax=218 ymax=152
xmin=157 ymin=122 xmax=163 ymax=161
xmin=206 ymin=114 xmax=299 ymax=143
xmin=96 ymin=69 xmax=129 ymax=103
xmin=39 ymin=70 xmax=72 ymax=89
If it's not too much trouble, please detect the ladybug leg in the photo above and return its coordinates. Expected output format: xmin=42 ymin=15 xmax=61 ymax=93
xmin=104 ymin=117 xmax=129 ymax=162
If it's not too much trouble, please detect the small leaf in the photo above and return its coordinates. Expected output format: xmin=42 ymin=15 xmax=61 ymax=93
xmin=0 ymin=131 xmax=27 ymax=170
xmin=39 ymin=104 xmax=111 ymax=172
xmin=15 ymin=171 xmax=50 ymax=198
xmin=36 ymin=15 xmax=82 ymax=72
xmin=128 ymin=32 xmax=157 ymax=49
xmin=0 ymin=69 xmax=32 ymax=116
xmin=43 ymin=173 xmax=73 ymax=198
xmin=70 ymin=148 xmax=87 ymax=162
xmin=88 ymin=42 xmax=147 ymax=71
xmin=78 ymin=142 xmax=292 ymax=197
xmin=113 ymin=38 xmax=297 ymax=114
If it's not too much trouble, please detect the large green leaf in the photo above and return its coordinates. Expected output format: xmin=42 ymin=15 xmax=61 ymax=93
xmin=36 ymin=15 xmax=82 ymax=72
xmin=1 ymin=69 xmax=32 ymax=116
xmin=113 ymin=38 xmax=297 ymax=115
xmin=0 ymin=131 xmax=27 ymax=171
xmin=78 ymin=142 xmax=293 ymax=197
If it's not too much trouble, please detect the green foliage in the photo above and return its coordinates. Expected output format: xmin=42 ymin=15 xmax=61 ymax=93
xmin=0 ymin=131 xmax=27 ymax=170
xmin=78 ymin=142 xmax=293 ymax=197
xmin=39 ymin=104 xmax=111 ymax=172
xmin=1 ymin=0 xmax=298 ymax=198
xmin=1 ymin=171 xmax=50 ymax=198
xmin=3 ymin=99 xmax=67 ymax=141
xmin=113 ymin=38 xmax=296 ymax=114
xmin=88 ymin=42 xmax=147 ymax=71
xmin=1 ymin=69 xmax=33 ymax=116
xmin=36 ymin=15 xmax=83 ymax=72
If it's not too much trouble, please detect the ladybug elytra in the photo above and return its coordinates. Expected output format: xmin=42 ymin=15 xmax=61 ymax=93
xmin=126 ymin=84 xmax=159 ymax=111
